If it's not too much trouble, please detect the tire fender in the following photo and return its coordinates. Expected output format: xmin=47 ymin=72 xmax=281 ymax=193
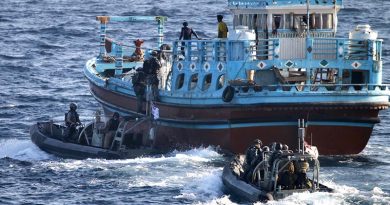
xmin=222 ymin=86 xmax=235 ymax=102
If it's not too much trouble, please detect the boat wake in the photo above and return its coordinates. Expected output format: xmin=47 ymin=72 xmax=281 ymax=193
xmin=0 ymin=138 xmax=53 ymax=161
xmin=1 ymin=139 xmax=388 ymax=204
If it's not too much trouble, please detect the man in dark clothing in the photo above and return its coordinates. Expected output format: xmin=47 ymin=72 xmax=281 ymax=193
xmin=278 ymin=161 xmax=297 ymax=190
xmin=64 ymin=103 xmax=81 ymax=142
xmin=132 ymin=69 xmax=146 ymax=113
xmin=179 ymin=22 xmax=200 ymax=40
xmin=243 ymin=139 xmax=263 ymax=182
xmin=103 ymin=112 xmax=120 ymax=149
xmin=295 ymin=161 xmax=312 ymax=189
xmin=268 ymin=143 xmax=283 ymax=168
xmin=143 ymin=51 xmax=162 ymax=101
xmin=179 ymin=22 xmax=200 ymax=56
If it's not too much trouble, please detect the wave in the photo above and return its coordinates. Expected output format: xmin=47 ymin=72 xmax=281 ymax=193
xmin=0 ymin=54 xmax=30 ymax=60
xmin=36 ymin=41 xmax=66 ymax=49
xmin=1 ymin=65 xmax=30 ymax=72
xmin=144 ymin=6 xmax=174 ymax=17
xmin=318 ymin=155 xmax=387 ymax=168
xmin=0 ymin=139 xmax=53 ymax=161
xmin=35 ymin=146 xmax=225 ymax=201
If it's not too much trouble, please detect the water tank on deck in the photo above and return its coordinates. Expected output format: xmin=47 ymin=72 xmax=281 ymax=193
xmin=228 ymin=26 xmax=256 ymax=61
xmin=349 ymin=24 xmax=378 ymax=40
xmin=348 ymin=25 xmax=377 ymax=60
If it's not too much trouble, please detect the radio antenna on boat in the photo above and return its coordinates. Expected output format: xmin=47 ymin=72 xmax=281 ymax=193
xmin=306 ymin=0 xmax=310 ymax=37
xmin=298 ymin=119 xmax=306 ymax=154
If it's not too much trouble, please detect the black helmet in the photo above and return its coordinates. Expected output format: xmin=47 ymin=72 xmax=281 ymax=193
xmin=275 ymin=143 xmax=283 ymax=151
xmin=253 ymin=139 xmax=262 ymax=146
xmin=69 ymin=103 xmax=77 ymax=110
xmin=151 ymin=50 xmax=158 ymax=56
xmin=113 ymin=112 xmax=119 ymax=119
xmin=270 ymin=142 xmax=277 ymax=151
xmin=183 ymin=21 xmax=188 ymax=27
xmin=217 ymin=14 xmax=223 ymax=20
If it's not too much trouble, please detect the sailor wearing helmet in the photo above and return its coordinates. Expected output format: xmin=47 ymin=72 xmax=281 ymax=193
xmin=243 ymin=138 xmax=263 ymax=182
xmin=143 ymin=50 xmax=161 ymax=101
xmin=64 ymin=103 xmax=81 ymax=142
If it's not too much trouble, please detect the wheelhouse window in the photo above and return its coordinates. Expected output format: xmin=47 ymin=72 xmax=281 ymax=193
xmin=284 ymin=13 xmax=293 ymax=29
xmin=273 ymin=15 xmax=282 ymax=30
xmin=322 ymin=14 xmax=333 ymax=29
xmin=235 ymin=13 xmax=334 ymax=31
xmin=234 ymin=14 xmax=267 ymax=30
xmin=311 ymin=13 xmax=322 ymax=29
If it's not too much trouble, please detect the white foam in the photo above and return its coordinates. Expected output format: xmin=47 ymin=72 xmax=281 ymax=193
xmin=263 ymin=192 xmax=330 ymax=205
xmin=176 ymin=168 xmax=224 ymax=202
xmin=372 ymin=187 xmax=385 ymax=195
xmin=0 ymin=138 xmax=53 ymax=161
xmin=83 ymin=146 xmax=222 ymax=165
xmin=370 ymin=187 xmax=390 ymax=203
xmin=0 ymin=103 xmax=16 ymax=108
xmin=194 ymin=195 xmax=237 ymax=205
xmin=171 ymin=146 xmax=222 ymax=159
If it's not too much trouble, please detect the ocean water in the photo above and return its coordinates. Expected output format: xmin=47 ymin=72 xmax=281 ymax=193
xmin=0 ymin=0 xmax=389 ymax=204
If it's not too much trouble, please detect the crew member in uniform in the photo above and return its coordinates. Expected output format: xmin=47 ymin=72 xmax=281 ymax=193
xmin=143 ymin=51 xmax=162 ymax=101
xmin=64 ymin=103 xmax=81 ymax=142
xmin=132 ymin=69 xmax=146 ymax=113
xmin=243 ymin=138 xmax=263 ymax=182
xmin=103 ymin=112 xmax=120 ymax=149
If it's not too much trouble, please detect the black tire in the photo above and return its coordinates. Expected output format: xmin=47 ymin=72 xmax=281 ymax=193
xmin=222 ymin=86 xmax=235 ymax=102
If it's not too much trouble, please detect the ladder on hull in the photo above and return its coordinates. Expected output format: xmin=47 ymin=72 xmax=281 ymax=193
xmin=110 ymin=117 xmax=150 ymax=151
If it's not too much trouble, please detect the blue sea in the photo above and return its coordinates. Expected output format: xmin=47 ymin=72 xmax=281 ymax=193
xmin=0 ymin=0 xmax=389 ymax=204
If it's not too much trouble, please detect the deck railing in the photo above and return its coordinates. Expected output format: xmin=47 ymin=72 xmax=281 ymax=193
xmin=172 ymin=38 xmax=381 ymax=64
xmin=173 ymin=39 xmax=279 ymax=62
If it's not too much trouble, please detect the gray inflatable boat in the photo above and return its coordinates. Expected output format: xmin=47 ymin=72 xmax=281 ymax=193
xmin=222 ymin=120 xmax=333 ymax=202
xmin=30 ymin=119 xmax=160 ymax=159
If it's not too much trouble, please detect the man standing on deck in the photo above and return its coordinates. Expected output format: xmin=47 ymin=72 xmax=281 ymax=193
xmin=179 ymin=21 xmax=200 ymax=56
xmin=179 ymin=21 xmax=200 ymax=41
xmin=64 ymin=103 xmax=81 ymax=142
xmin=217 ymin=15 xmax=228 ymax=38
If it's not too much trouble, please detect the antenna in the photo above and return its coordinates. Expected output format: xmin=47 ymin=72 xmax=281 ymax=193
xmin=306 ymin=0 xmax=310 ymax=36
xmin=298 ymin=119 xmax=306 ymax=154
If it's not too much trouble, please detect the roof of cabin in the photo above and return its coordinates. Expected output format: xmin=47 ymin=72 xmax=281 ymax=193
xmin=228 ymin=0 xmax=343 ymax=9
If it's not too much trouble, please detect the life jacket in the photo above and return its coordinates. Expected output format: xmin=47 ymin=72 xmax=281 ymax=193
xmin=143 ymin=57 xmax=161 ymax=75
xmin=142 ymin=59 xmax=152 ymax=75
xmin=107 ymin=119 xmax=119 ymax=131
xmin=132 ymin=71 xmax=145 ymax=86
xmin=65 ymin=110 xmax=79 ymax=127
